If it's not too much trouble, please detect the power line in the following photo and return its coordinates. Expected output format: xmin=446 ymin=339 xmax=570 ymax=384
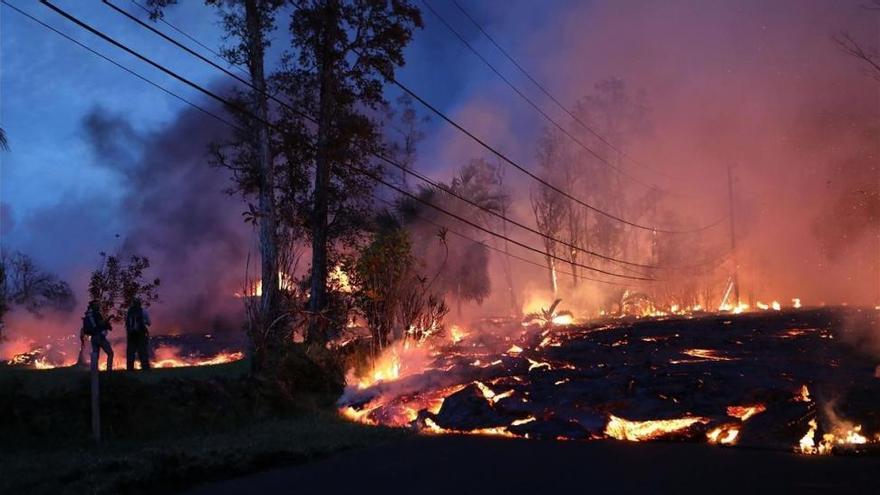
xmin=420 ymin=0 xmax=677 ymax=196
xmin=449 ymin=0 xmax=676 ymax=182
xmin=105 ymin=0 xmax=728 ymax=273
xmin=351 ymin=164 xmax=657 ymax=281
xmin=389 ymin=74 xmax=725 ymax=234
xmin=37 ymin=0 xmax=654 ymax=282
xmin=103 ymin=3 xmax=722 ymax=248
xmin=373 ymin=195 xmax=637 ymax=288
xmin=129 ymin=0 xmax=252 ymax=80
xmin=99 ymin=0 xmax=672 ymax=270
xmin=1 ymin=0 xmax=240 ymax=131
xmin=372 ymin=154 xmax=655 ymax=270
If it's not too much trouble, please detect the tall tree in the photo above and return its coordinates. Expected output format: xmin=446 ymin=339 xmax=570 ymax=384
xmin=532 ymin=130 xmax=568 ymax=296
xmin=148 ymin=0 xmax=286 ymax=372
xmin=277 ymin=0 xmax=422 ymax=343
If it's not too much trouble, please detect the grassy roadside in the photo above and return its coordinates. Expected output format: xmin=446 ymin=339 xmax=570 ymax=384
xmin=0 ymin=362 xmax=408 ymax=494
xmin=0 ymin=412 xmax=406 ymax=495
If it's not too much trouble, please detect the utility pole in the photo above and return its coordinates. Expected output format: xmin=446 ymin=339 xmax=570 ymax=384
xmin=90 ymin=350 xmax=101 ymax=443
xmin=727 ymin=164 xmax=740 ymax=307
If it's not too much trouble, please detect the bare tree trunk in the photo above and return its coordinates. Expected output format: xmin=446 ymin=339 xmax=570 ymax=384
xmin=245 ymin=0 xmax=279 ymax=370
xmin=546 ymin=255 xmax=558 ymax=296
xmin=308 ymin=2 xmax=336 ymax=344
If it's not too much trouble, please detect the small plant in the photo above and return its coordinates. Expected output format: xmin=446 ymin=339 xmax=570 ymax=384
xmin=523 ymin=299 xmax=573 ymax=329
xmin=88 ymin=252 xmax=160 ymax=323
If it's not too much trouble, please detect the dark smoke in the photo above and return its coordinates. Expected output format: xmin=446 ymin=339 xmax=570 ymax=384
xmin=81 ymin=102 xmax=251 ymax=333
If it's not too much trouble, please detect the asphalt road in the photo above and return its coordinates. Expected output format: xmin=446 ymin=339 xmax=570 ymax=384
xmin=184 ymin=435 xmax=880 ymax=495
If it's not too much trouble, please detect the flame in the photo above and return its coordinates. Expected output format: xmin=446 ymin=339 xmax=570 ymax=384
xmin=510 ymin=416 xmax=537 ymax=426
xmin=474 ymin=381 xmax=514 ymax=404
xmin=707 ymin=425 xmax=740 ymax=445
xmin=153 ymin=350 xmax=243 ymax=368
xmin=726 ymin=404 xmax=766 ymax=421
xmin=797 ymin=418 xmax=870 ymax=455
xmin=604 ymin=414 xmax=708 ymax=441
xmin=771 ymin=300 xmax=781 ymax=311
xmin=526 ymin=358 xmax=552 ymax=371
xmin=719 ymin=301 xmax=750 ymax=314
xmin=552 ymin=314 xmax=574 ymax=326
xmin=792 ymin=298 xmax=802 ymax=309
xmin=795 ymin=384 xmax=811 ymax=402
xmin=449 ymin=325 xmax=468 ymax=344
xmin=670 ymin=348 xmax=738 ymax=364
xmin=235 ymin=271 xmax=295 ymax=297
xmin=330 ymin=265 xmax=352 ymax=293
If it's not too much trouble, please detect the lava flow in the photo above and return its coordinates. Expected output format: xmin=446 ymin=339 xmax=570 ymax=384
xmin=339 ymin=306 xmax=880 ymax=455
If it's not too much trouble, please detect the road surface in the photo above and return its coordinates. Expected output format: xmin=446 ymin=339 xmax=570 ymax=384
xmin=184 ymin=435 xmax=880 ymax=494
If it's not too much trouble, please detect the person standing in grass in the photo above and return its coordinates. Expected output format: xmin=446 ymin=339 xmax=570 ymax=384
xmin=125 ymin=298 xmax=151 ymax=370
xmin=83 ymin=300 xmax=113 ymax=371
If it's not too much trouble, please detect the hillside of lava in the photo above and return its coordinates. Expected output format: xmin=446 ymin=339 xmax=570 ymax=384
xmin=340 ymin=307 xmax=880 ymax=455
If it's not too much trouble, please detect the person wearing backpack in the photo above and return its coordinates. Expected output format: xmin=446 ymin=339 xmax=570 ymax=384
xmin=83 ymin=300 xmax=113 ymax=371
xmin=125 ymin=298 xmax=151 ymax=370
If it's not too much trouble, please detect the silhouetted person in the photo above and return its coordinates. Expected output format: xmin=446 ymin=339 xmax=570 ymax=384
xmin=83 ymin=300 xmax=113 ymax=371
xmin=125 ymin=298 xmax=151 ymax=370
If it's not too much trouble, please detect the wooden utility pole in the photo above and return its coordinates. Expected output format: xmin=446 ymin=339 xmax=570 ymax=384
xmin=727 ymin=164 xmax=740 ymax=306
xmin=90 ymin=348 xmax=101 ymax=443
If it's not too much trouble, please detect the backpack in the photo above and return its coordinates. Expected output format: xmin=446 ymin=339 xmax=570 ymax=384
xmin=82 ymin=310 xmax=102 ymax=336
xmin=127 ymin=308 xmax=147 ymax=335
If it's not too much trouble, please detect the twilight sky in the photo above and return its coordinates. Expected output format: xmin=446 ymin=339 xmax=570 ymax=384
xmin=1 ymin=0 xmax=877 ymax=313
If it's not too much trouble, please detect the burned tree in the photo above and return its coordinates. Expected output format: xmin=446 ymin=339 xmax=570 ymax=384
xmin=275 ymin=0 xmax=422 ymax=344
xmin=530 ymin=183 xmax=565 ymax=296
xmin=148 ymin=0 xmax=287 ymax=373
xmin=531 ymin=131 xmax=569 ymax=296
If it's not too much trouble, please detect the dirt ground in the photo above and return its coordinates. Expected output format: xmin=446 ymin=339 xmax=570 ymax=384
xmin=184 ymin=434 xmax=880 ymax=494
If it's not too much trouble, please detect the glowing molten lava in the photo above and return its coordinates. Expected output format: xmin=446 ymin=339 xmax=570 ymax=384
xmin=727 ymin=404 xmax=766 ymax=421
xmin=604 ymin=414 xmax=708 ymax=441
xmin=707 ymin=425 xmax=740 ymax=445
